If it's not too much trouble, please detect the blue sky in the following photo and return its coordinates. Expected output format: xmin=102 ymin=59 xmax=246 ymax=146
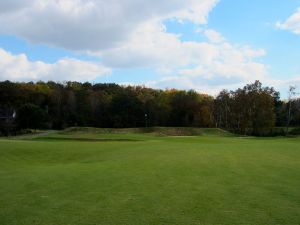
xmin=0 ymin=0 xmax=300 ymax=98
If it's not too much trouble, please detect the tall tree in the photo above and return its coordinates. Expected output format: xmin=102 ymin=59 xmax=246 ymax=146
xmin=286 ymin=86 xmax=297 ymax=135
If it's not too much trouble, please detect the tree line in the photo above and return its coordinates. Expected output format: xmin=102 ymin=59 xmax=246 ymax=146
xmin=0 ymin=80 xmax=299 ymax=136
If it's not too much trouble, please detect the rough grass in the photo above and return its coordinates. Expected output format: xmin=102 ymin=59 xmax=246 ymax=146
xmin=0 ymin=128 xmax=300 ymax=225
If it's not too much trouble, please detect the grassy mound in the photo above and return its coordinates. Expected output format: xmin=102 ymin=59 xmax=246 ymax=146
xmin=33 ymin=136 xmax=141 ymax=142
xmin=60 ymin=127 xmax=233 ymax=137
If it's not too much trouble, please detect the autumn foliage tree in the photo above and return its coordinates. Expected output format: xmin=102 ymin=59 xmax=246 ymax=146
xmin=214 ymin=81 xmax=278 ymax=135
xmin=0 ymin=80 xmax=298 ymax=136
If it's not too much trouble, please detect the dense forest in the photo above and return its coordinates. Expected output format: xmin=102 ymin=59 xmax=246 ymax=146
xmin=0 ymin=80 xmax=299 ymax=136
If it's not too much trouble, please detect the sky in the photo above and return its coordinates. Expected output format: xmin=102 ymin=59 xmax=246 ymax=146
xmin=0 ymin=0 xmax=300 ymax=98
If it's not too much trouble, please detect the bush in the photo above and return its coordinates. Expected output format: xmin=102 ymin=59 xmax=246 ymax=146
xmin=289 ymin=127 xmax=300 ymax=135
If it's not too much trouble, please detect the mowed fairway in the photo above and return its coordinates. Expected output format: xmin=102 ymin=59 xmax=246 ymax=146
xmin=0 ymin=129 xmax=300 ymax=225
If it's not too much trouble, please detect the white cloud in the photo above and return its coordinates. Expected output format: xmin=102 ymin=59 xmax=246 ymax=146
xmin=0 ymin=0 xmax=274 ymax=94
xmin=100 ymin=25 xmax=268 ymax=94
xmin=0 ymin=0 xmax=218 ymax=51
xmin=276 ymin=7 xmax=300 ymax=34
xmin=203 ymin=29 xmax=225 ymax=43
xmin=101 ymin=22 xmax=220 ymax=68
xmin=0 ymin=48 xmax=111 ymax=82
xmin=0 ymin=0 xmax=31 ymax=13
xmin=146 ymin=74 xmax=300 ymax=97
xmin=265 ymin=76 xmax=300 ymax=92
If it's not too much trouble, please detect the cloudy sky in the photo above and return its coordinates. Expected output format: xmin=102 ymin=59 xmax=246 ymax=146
xmin=0 ymin=0 xmax=300 ymax=97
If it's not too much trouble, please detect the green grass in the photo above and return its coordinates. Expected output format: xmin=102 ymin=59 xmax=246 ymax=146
xmin=0 ymin=128 xmax=300 ymax=225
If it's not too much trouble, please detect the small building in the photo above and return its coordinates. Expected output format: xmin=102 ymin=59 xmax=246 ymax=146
xmin=0 ymin=107 xmax=17 ymax=136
